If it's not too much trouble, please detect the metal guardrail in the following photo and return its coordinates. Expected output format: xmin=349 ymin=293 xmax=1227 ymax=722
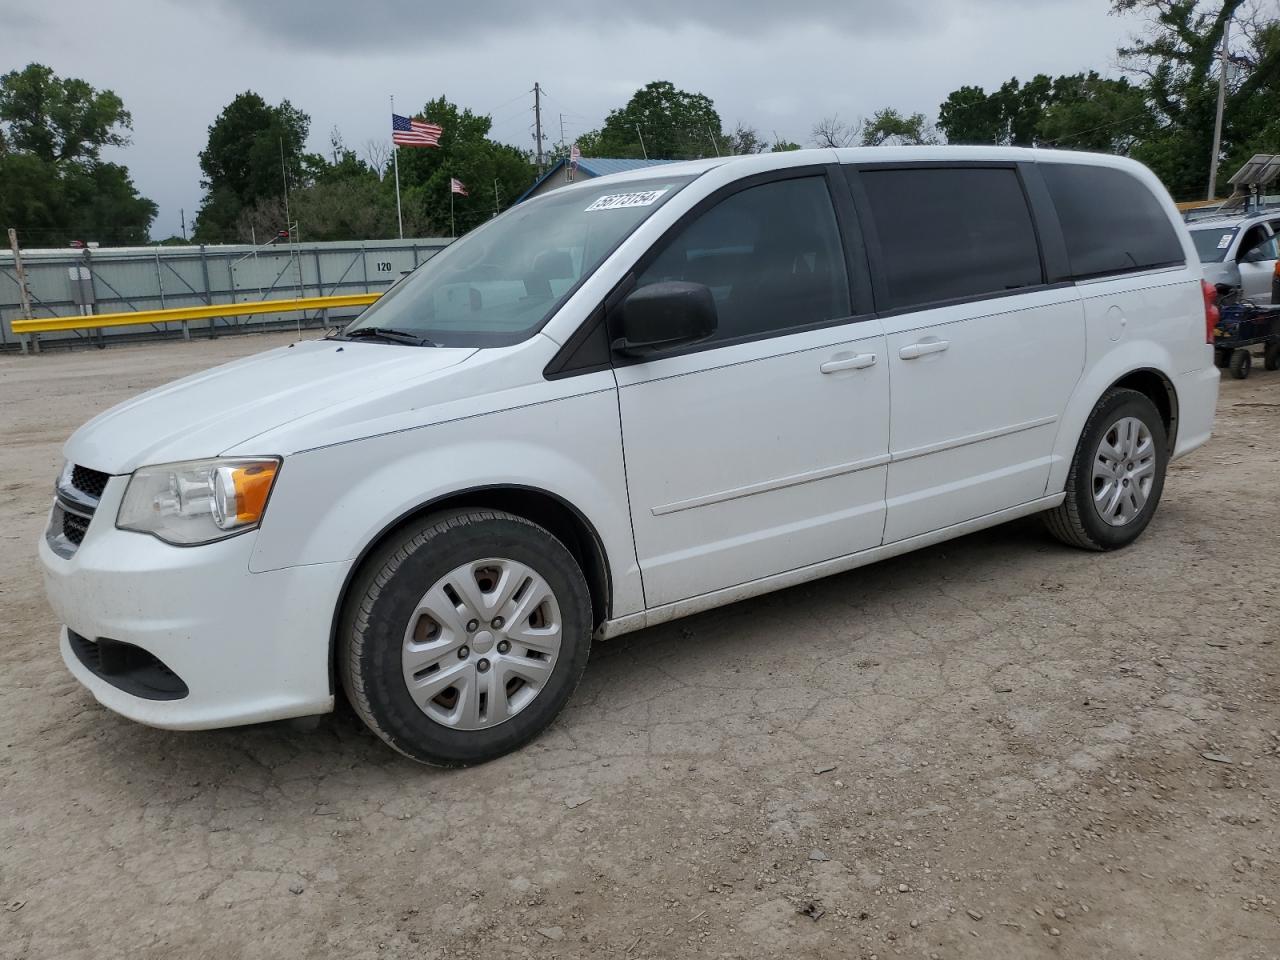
xmin=11 ymin=293 xmax=381 ymax=335
xmin=1 ymin=237 xmax=449 ymax=352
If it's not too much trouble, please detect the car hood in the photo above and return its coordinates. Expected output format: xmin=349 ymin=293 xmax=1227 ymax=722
xmin=63 ymin=338 xmax=476 ymax=474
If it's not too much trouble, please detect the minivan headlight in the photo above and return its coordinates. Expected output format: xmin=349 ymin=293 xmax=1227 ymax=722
xmin=117 ymin=458 xmax=281 ymax=545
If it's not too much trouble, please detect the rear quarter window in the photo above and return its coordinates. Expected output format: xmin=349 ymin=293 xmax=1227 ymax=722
xmin=1041 ymin=163 xmax=1185 ymax=279
xmin=857 ymin=166 xmax=1044 ymax=312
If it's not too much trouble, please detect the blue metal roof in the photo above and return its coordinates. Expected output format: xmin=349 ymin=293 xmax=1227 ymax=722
xmin=576 ymin=157 xmax=679 ymax=177
xmin=516 ymin=157 xmax=681 ymax=203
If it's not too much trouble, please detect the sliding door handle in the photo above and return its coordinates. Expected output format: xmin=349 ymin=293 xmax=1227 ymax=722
xmin=820 ymin=353 xmax=877 ymax=374
xmin=899 ymin=339 xmax=950 ymax=360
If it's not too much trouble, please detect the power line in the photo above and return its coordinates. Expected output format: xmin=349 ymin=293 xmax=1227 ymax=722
xmin=481 ymin=89 xmax=532 ymax=118
xmin=1037 ymin=110 xmax=1155 ymax=147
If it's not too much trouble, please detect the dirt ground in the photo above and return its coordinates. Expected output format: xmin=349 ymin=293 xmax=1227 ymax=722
xmin=0 ymin=331 xmax=1276 ymax=960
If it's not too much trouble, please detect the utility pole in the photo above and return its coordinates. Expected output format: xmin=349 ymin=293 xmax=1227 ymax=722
xmin=635 ymin=124 xmax=648 ymax=160
xmin=280 ymin=136 xmax=292 ymax=236
xmin=1208 ymin=17 xmax=1231 ymax=201
xmin=180 ymin=208 xmax=187 ymax=242
xmin=533 ymin=82 xmax=545 ymax=172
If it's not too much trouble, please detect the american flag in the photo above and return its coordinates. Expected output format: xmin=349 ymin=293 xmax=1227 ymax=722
xmin=450 ymin=177 xmax=468 ymax=196
xmin=392 ymin=113 xmax=442 ymax=147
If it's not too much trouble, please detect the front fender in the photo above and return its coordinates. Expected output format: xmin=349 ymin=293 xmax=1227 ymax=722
xmin=249 ymin=375 xmax=644 ymax=618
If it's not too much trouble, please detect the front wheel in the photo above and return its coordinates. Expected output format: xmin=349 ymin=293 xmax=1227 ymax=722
xmin=339 ymin=509 xmax=593 ymax=766
xmin=1043 ymin=388 xmax=1168 ymax=551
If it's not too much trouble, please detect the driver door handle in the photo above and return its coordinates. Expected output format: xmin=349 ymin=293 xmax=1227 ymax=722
xmin=820 ymin=353 xmax=877 ymax=374
xmin=899 ymin=340 xmax=951 ymax=360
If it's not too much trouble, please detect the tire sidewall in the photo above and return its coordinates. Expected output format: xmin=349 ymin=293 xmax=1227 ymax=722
xmin=1069 ymin=391 xmax=1168 ymax=550
xmin=344 ymin=512 xmax=592 ymax=766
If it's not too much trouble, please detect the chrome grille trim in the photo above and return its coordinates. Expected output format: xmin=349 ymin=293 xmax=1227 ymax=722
xmin=47 ymin=463 xmax=112 ymax=559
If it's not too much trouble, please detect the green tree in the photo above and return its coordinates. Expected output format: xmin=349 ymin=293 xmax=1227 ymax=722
xmin=194 ymin=92 xmax=317 ymax=241
xmin=937 ymin=85 xmax=1005 ymax=144
xmin=937 ymin=75 xmax=1055 ymax=146
xmin=862 ymin=108 xmax=938 ymax=146
xmin=1114 ymin=0 xmax=1280 ymax=198
xmin=0 ymin=64 xmax=155 ymax=245
xmin=591 ymin=81 xmax=725 ymax=159
xmin=1038 ymin=73 xmax=1154 ymax=152
xmin=937 ymin=72 xmax=1156 ymax=156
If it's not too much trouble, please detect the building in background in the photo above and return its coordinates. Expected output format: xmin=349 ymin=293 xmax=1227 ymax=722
xmin=516 ymin=157 xmax=680 ymax=203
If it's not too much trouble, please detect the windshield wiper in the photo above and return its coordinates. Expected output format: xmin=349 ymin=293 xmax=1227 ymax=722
xmin=341 ymin=326 xmax=437 ymax=347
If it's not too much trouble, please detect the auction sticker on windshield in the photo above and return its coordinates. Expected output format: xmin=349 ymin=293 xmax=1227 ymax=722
xmin=585 ymin=189 xmax=668 ymax=212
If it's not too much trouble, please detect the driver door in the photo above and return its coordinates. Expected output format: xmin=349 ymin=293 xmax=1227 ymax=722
xmin=612 ymin=169 xmax=891 ymax=608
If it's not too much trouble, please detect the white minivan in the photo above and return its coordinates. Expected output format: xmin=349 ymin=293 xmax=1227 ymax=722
xmin=40 ymin=147 xmax=1220 ymax=765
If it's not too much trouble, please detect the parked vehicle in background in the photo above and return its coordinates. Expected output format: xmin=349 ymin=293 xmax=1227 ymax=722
xmin=39 ymin=147 xmax=1218 ymax=766
xmin=1189 ymin=211 xmax=1280 ymax=301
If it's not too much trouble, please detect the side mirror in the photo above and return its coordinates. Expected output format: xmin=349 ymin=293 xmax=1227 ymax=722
xmin=612 ymin=281 xmax=717 ymax=357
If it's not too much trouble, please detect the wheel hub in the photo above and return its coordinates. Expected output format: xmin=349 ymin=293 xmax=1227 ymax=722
xmin=400 ymin=558 xmax=563 ymax=731
xmin=1091 ymin=416 xmax=1156 ymax=527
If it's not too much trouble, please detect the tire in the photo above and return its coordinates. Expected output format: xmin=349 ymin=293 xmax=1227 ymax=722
xmin=1229 ymin=348 xmax=1252 ymax=379
xmin=1214 ymin=348 xmax=1232 ymax=369
xmin=1043 ymin=388 xmax=1168 ymax=551
xmin=1265 ymin=342 xmax=1280 ymax=371
xmin=339 ymin=509 xmax=593 ymax=766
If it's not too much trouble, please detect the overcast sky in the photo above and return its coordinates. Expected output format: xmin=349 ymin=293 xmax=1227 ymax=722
xmin=6 ymin=0 xmax=1143 ymax=239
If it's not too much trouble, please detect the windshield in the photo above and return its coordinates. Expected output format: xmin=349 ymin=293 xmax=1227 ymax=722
xmin=345 ymin=175 xmax=694 ymax=346
xmin=1190 ymin=226 xmax=1238 ymax=263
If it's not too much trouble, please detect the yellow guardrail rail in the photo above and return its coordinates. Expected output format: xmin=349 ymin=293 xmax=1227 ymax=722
xmin=10 ymin=293 xmax=381 ymax=335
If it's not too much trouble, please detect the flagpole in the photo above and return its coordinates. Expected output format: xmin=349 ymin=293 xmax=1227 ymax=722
xmin=450 ymin=184 xmax=456 ymax=238
xmin=391 ymin=95 xmax=404 ymax=239
xmin=493 ymin=178 xmax=499 ymax=217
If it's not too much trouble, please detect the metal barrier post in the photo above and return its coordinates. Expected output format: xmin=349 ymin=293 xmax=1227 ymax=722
xmin=84 ymin=248 xmax=105 ymax=348
xmin=199 ymin=244 xmax=214 ymax=337
xmin=7 ymin=228 xmax=36 ymax=355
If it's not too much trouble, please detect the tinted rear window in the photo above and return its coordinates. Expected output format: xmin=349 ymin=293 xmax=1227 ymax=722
xmin=1041 ymin=163 xmax=1185 ymax=279
xmin=858 ymin=167 xmax=1043 ymax=312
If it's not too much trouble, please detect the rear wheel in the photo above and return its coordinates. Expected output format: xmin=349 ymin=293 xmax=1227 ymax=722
xmin=1265 ymin=342 xmax=1280 ymax=371
xmin=339 ymin=509 xmax=593 ymax=766
xmin=1043 ymin=388 xmax=1168 ymax=551
xmin=1214 ymin=348 xmax=1232 ymax=369
xmin=1230 ymin=348 xmax=1252 ymax=379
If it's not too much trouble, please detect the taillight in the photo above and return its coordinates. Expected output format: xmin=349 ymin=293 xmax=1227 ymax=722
xmin=1202 ymin=280 xmax=1220 ymax=344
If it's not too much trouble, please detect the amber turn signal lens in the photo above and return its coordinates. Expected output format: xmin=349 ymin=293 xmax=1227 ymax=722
xmin=232 ymin=463 xmax=277 ymax=522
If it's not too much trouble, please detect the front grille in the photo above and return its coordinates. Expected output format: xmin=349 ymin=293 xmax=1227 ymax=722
xmin=67 ymin=630 xmax=189 ymax=701
xmin=62 ymin=510 xmax=89 ymax=545
xmin=48 ymin=463 xmax=112 ymax=559
xmin=71 ymin=465 xmax=110 ymax=500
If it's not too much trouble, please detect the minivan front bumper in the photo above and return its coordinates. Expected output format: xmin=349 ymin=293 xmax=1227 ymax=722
xmin=39 ymin=478 xmax=349 ymax=730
